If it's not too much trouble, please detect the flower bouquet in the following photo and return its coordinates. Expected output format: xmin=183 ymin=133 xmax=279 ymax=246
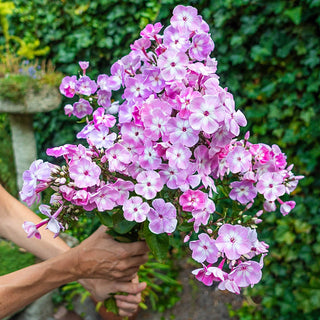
xmin=20 ymin=4 xmax=303 ymax=310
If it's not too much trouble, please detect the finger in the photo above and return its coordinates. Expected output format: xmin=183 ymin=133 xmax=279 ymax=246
xmin=122 ymin=253 xmax=149 ymax=269
xmin=115 ymin=293 xmax=141 ymax=304
xmin=114 ymin=281 xmax=147 ymax=295
xmin=117 ymin=299 xmax=138 ymax=316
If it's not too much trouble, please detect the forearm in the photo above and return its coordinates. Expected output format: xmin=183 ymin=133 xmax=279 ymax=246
xmin=0 ymin=250 xmax=77 ymax=318
xmin=0 ymin=185 xmax=69 ymax=259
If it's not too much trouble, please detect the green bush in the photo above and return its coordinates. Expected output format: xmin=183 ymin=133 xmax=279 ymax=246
xmin=2 ymin=0 xmax=320 ymax=318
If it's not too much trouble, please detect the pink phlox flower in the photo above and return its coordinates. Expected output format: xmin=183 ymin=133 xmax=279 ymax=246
xmin=163 ymin=25 xmax=191 ymax=53
xmin=245 ymin=228 xmax=269 ymax=259
xmin=189 ymin=95 xmax=224 ymax=134
xmin=215 ymin=224 xmax=251 ymax=261
xmin=93 ymin=107 xmax=116 ymax=129
xmin=140 ymin=99 xmax=172 ymax=120
xmin=110 ymin=61 xmax=125 ymax=89
xmin=190 ymin=198 xmax=215 ymax=232
xmin=218 ymin=277 xmax=241 ymax=294
xmin=188 ymin=61 xmax=217 ymax=77
xmin=113 ymin=179 xmax=135 ymax=205
xmin=135 ymin=170 xmax=164 ymax=200
xmin=194 ymin=145 xmax=212 ymax=176
xmin=178 ymin=170 xmax=201 ymax=192
xmin=179 ymin=189 xmax=207 ymax=212
xmin=270 ymin=144 xmax=287 ymax=170
xmin=72 ymin=98 xmax=93 ymax=118
xmin=39 ymin=204 xmax=63 ymax=237
xmin=210 ymin=127 xmax=234 ymax=150
xmin=203 ymin=77 xmax=221 ymax=95
xmin=138 ymin=140 xmax=162 ymax=170
xmin=250 ymin=144 xmax=271 ymax=164
xmin=123 ymin=196 xmax=150 ymax=223
xmin=64 ymin=104 xmax=73 ymax=117
xmin=92 ymin=185 xmax=118 ymax=212
xmin=71 ymin=189 xmax=89 ymax=206
xmin=157 ymin=48 xmax=188 ymax=81
xmin=175 ymin=87 xmax=202 ymax=118
xmin=189 ymin=233 xmax=219 ymax=263
xmin=140 ymin=22 xmax=163 ymax=40
xmin=159 ymin=164 xmax=185 ymax=189
xmin=143 ymin=108 xmax=170 ymax=141
xmin=69 ymin=157 xmax=101 ymax=188
xmin=279 ymin=200 xmax=296 ymax=216
xmin=97 ymin=89 xmax=112 ymax=108
xmin=192 ymin=263 xmax=227 ymax=286
xmin=123 ymin=74 xmax=152 ymax=101
xmin=120 ymin=123 xmax=145 ymax=147
xmin=88 ymin=126 xmax=116 ymax=149
xmin=189 ymin=33 xmax=214 ymax=61
xmin=79 ymin=61 xmax=89 ymax=74
xmin=256 ymin=172 xmax=285 ymax=201
xmin=59 ymin=75 xmax=77 ymax=98
xmin=229 ymin=180 xmax=257 ymax=205
xmin=76 ymin=123 xmax=95 ymax=140
xmin=166 ymin=143 xmax=192 ymax=169
xmin=118 ymin=101 xmax=136 ymax=124
xmin=59 ymin=185 xmax=75 ymax=201
xmin=147 ymin=198 xmax=177 ymax=234
xmin=263 ymin=200 xmax=277 ymax=212
xmin=143 ymin=67 xmax=165 ymax=93
xmin=130 ymin=38 xmax=152 ymax=61
xmin=170 ymin=5 xmax=202 ymax=32
xmin=104 ymin=143 xmax=131 ymax=172
xmin=229 ymin=261 xmax=262 ymax=288
xmin=76 ymin=75 xmax=97 ymax=96
xmin=22 ymin=221 xmax=43 ymax=239
xmin=226 ymin=146 xmax=252 ymax=174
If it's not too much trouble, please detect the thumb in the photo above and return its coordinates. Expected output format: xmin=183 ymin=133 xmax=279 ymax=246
xmin=114 ymin=281 xmax=147 ymax=295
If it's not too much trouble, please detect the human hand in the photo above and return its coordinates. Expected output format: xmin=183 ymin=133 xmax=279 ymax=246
xmin=70 ymin=226 xmax=148 ymax=281
xmin=79 ymin=275 xmax=146 ymax=317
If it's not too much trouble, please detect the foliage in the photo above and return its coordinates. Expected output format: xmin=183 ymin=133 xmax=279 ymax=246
xmin=2 ymin=0 xmax=320 ymax=318
xmin=0 ymin=240 xmax=35 ymax=276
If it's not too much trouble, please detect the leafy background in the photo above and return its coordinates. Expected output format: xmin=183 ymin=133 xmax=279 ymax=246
xmin=0 ymin=0 xmax=319 ymax=319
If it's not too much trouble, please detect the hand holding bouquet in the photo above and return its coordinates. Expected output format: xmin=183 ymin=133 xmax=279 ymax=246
xmin=21 ymin=5 xmax=303 ymax=297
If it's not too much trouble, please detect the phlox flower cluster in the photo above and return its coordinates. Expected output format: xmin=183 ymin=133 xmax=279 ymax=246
xmin=20 ymin=5 xmax=303 ymax=294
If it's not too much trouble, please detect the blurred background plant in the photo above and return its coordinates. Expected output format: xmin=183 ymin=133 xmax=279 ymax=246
xmin=0 ymin=0 xmax=319 ymax=319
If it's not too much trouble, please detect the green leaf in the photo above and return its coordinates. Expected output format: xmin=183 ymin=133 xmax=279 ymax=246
xmin=284 ymin=7 xmax=302 ymax=25
xmin=143 ymin=222 xmax=169 ymax=262
xmin=96 ymin=211 xmax=113 ymax=228
xmin=104 ymin=296 xmax=118 ymax=315
xmin=112 ymin=214 xmax=137 ymax=235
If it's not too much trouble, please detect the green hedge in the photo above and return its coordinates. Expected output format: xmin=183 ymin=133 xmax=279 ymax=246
xmin=3 ymin=0 xmax=320 ymax=318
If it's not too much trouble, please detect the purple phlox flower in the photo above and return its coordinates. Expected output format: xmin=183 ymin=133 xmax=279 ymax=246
xmin=93 ymin=107 xmax=116 ymax=129
xmin=138 ymin=139 xmax=162 ymax=170
xmin=229 ymin=261 xmax=262 ymax=288
xmin=159 ymin=164 xmax=186 ymax=190
xmin=123 ymin=196 xmax=150 ymax=223
xmin=97 ymin=89 xmax=112 ymax=108
xmin=92 ymin=185 xmax=118 ymax=212
xmin=123 ymin=74 xmax=153 ymax=101
xmin=140 ymin=22 xmax=163 ymax=41
xmin=218 ymin=277 xmax=241 ymax=294
xmin=189 ymin=33 xmax=214 ymax=61
xmin=104 ymin=143 xmax=131 ymax=172
xmin=110 ymin=61 xmax=125 ymax=89
xmin=226 ymin=146 xmax=252 ymax=174
xmin=170 ymin=5 xmax=202 ymax=32
xmin=72 ymin=98 xmax=93 ymax=118
xmin=175 ymin=87 xmax=202 ymax=116
xmin=189 ymin=233 xmax=219 ymax=264
xmin=64 ymin=104 xmax=73 ymax=117
xmin=256 ymin=172 xmax=285 ymax=201
xmin=279 ymin=200 xmax=296 ymax=216
xmin=263 ymin=200 xmax=277 ymax=212
xmin=88 ymin=126 xmax=116 ymax=149
xmin=143 ymin=67 xmax=165 ymax=93
xmin=97 ymin=74 xmax=113 ymax=91
xmin=179 ymin=189 xmax=207 ymax=212
xmin=215 ymin=224 xmax=251 ymax=261
xmin=157 ymin=48 xmax=189 ymax=81
xmin=59 ymin=75 xmax=77 ymax=98
xmin=163 ymin=25 xmax=191 ymax=53
xmin=39 ymin=204 xmax=64 ymax=237
xmin=69 ymin=157 xmax=101 ymax=188
xmin=189 ymin=95 xmax=224 ymax=134
xmin=166 ymin=143 xmax=192 ymax=170
xmin=135 ymin=170 xmax=164 ymax=200
xmin=166 ymin=116 xmax=199 ymax=147
xmin=130 ymin=38 xmax=152 ymax=61
xmin=177 ymin=167 xmax=201 ymax=192
xmin=194 ymin=145 xmax=212 ymax=176
xmin=203 ymin=77 xmax=221 ymax=95
xmin=190 ymin=198 xmax=215 ymax=232
xmin=229 ymin=180 xmax=257 ymax=205
xmin=118 ymin=101 xmax=136 ymax=124
xmin=147 ymin=198 xmax=177 ymax=234
xmin=76 ymin=75 xmax=97 ymax=96
xmin=76 ymin=123 xmax=94 ymax=139
xmin=113 ymin=179 xmax=135 ymax=205
xmin=79 ymin=61 xmax=89 ymax=75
